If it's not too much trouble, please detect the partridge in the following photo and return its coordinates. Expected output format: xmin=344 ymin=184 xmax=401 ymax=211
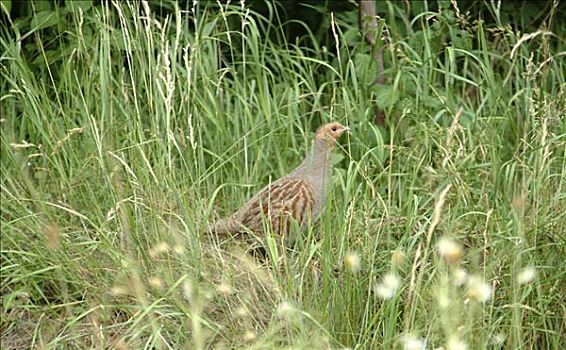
xmin=207 ymin=122 xmax=349 ymax=245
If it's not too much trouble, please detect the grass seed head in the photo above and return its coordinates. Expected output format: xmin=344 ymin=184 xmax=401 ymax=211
xmin=344 ymin=251 xmax=361 ymax=273
xmin=446 ymin=336 xmax=468 ymax=350
xmin=173 ymin=244 xmax=185 ymax=255
xmin=452 ymin=268 xmax=468 ymax=287
xmin=43 ymin=223 xmax=61 ymax=250
xmin=437 ymin=237 xmax=463 ymax=264
xmin=112 ymin=339 xmax=130 ymax=350
xmin=490 ymin=333 xmax=506 ymax=346
xmin=466 ymin=276 xmax=493 ymax=303
xmin=374 ymin=272 xmax=401 ymax=300
xmin=512 ymin=194 xmax=525 ymax=213
xmin=149 ymin=242 xmax=170 ymax=259
xmin=436 ymin=287 xmax=451 ymax=309
xmin=217 ymin=282 xmax=234 ymax=296
xmin=391 ymin=250 xmax=407 ymax=267
xmin=148 ymin=276 xmax=164 ymax=289
xmin=182 ymin=280 xmax=193 ymax=300
xmin=235 ymin=306 xmax=249 ymax=318
xmin=276 ymin=301 xmax=296 ymax=318
xmin=242 ymin=330 xmax=256 ymax=342
xmin=110 ymin=286 xmax=128 ymax=296
xmin=401 ymin=334 xmax=426 ymax=350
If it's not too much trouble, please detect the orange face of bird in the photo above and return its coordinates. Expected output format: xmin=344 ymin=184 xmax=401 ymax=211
xmin=315 ymin=122 xmax=350 ymax=145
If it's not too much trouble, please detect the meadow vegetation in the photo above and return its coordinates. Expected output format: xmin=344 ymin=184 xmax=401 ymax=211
xmin=1 ymin=1 xmax=565 ymax=349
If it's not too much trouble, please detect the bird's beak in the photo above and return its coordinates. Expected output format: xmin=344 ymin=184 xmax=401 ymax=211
xmin=342 ymin=126 xmax=350 ymax=132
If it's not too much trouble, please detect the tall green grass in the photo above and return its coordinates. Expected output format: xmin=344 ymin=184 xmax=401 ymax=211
xmin=1 ymin=1 xmax=565 ymax=349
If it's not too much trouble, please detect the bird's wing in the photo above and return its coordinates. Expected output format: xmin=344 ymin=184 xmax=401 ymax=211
xmin=238 ymin=179 xmax=315 ymax=234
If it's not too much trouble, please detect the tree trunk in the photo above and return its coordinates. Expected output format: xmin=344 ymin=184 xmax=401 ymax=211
xmin=359 ymin=0 xmax=386 ymax=126
xmin=359 ymin=0 xmax=384 ymax=85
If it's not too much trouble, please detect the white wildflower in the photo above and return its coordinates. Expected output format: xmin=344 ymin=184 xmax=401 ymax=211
xmin=517 ymin=266 xmax=536 ymax=285
xmin=374 ymin=272 xmax=401 ymax=300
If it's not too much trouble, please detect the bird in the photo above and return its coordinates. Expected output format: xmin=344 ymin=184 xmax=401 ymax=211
xmin=206 ymin=122 xmax=349 ymax=246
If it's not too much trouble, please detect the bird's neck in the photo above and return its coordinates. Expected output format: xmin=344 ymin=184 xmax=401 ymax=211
xmin=302 ymin=138 xmax=334 ymax=171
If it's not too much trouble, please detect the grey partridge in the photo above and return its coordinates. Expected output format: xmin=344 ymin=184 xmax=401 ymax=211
xmin=207 ymin=122 xmax=349 ymax=245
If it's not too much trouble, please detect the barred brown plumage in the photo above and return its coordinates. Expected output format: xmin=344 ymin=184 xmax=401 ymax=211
xmin=240 ymin=180 xmax=314 ymax=234
xmin=206 ymin=122 xmax=349 ymax=246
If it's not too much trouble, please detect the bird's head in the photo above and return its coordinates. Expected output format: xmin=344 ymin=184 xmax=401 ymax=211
xmin=315 ymin=122 xmax=349 ymax=146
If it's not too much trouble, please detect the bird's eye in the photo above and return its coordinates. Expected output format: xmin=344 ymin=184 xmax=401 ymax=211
xmin=331 ymin=126 xmax=337 ymax=132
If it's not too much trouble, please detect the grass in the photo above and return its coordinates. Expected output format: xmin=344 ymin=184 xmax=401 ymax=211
xmin=1 ymin=1 xmax=565 ymax=349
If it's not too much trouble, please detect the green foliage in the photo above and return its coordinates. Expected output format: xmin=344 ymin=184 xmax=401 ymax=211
xmin=1 ymin=1 xmax=565 ymax=349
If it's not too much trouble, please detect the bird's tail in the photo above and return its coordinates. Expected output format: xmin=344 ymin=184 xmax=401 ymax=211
xmin=205 ymin=216 xmax=239 ymax=238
